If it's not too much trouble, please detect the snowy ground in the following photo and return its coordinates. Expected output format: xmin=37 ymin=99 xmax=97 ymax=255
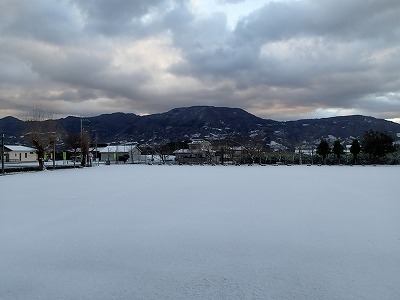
xmin=0 ymin=165 xmax=399 ymax=299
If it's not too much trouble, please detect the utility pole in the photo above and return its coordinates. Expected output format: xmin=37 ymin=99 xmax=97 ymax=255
xmin=1 ymin=133 xmax=4 ymax=175
xmin=80 ymin=117 xmax=90 ymax=166
xmin=80 ymin=117 xmax=83 ymax=166
xmin=95 ymin=132 xmax=98 ymax=166
xmin=299 ymin=145 xmax=302 ymax=165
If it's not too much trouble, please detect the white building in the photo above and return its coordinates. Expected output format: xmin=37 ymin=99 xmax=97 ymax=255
xmin=294 ymin=148 xmax=316 ymax=155
xmin=174 ymin=140 xmax=215 ymax=164
xmin=3 ymin=145 xmax=37 ymax=162
xmin=99 ymin=145 xmax=141 ymax=163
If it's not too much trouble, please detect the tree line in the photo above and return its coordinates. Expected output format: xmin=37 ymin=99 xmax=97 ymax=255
xmin=316 ymin=130 xmax=397 ymax=165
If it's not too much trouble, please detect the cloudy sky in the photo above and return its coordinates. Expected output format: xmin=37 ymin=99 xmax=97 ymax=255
xmin=0 ymin=0 xmax=399 ymax=122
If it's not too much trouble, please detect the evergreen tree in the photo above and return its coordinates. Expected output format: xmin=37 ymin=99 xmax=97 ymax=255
xmin=350 ymin=139 xmax=361 ymax=165
xmin=316 ymin=139 xmax=330 ymax=164
xmin=362 ymin=130 xmax=396 ymax=164
xmin=332 ymin=140 xmax=344 ymax=164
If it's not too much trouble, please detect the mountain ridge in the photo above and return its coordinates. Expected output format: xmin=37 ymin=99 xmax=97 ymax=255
xmin=1 ymin=106 xmax=399 ymax=147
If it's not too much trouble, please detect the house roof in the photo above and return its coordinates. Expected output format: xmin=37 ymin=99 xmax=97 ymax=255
xmin=173 ymin=148 xmax=215 ymax=154
xmin=99 ymin=145 xmax=140 ymax=153
xmin=5 ymin=145 xmax=36 ymax=152
xmin=189 ymin=139 xmax=210 ymax=144
xmin=173 ymin=149 xmax=191 ymax=154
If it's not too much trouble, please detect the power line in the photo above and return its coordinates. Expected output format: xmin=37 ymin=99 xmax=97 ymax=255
xmin=0 ymin=98 xmax=60 ymax=120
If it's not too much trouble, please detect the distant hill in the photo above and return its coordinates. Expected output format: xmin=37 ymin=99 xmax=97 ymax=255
xmin=57 ymin=113 xmax=141 ymax=142
xmin=1 ymin=106 xmax=400 ymax=147
xmin=281 ymin=115 xmax=400 ymax=145
xmin=0 ymin=116 xmax=24 ymax=138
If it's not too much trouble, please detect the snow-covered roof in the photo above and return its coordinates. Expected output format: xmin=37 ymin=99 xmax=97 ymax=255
xmin=173 ymin=149 xmax=190 ymax=154
xmin=142 ymin=155 xmax=175 ymax=162
xmin=173 ymin=148 xmax=215 ymax=154
xmin=5 ymin=145 xmax=36 ymax=152
xmin=190 ymin=139 xmax=210 ymax=144
xmin=99 ymin=145 xmax=140 ymax=153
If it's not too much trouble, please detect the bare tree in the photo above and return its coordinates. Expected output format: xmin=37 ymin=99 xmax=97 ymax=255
xmin=65 ymin=133 xmax=81 ymax=167
xmin=243 ymin=137 xmax=264 ymax=165
xmin=153 ymin=142 xmax=182 ymax=164
xmin=153 ymin=144 xmax=168 ymax=164
xmin=81 ymin=131 xmax=90 ymax=166
xmin=25 ymin=117 xmax=61 ymax=170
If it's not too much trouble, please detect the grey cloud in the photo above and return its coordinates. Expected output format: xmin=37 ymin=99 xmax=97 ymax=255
xmin=1 ymin=40 xmax=148 ymax=110
xmin=72 ymin=0 xmax=166 ymax=20
xmin=163 ymin=3 xmax=195 ymax=32
xmin=217 ymin=0 xmax=245 ymax=3
xmin=165 ymin=8 xmax=245 ymax=79
xmin=161 ymin=0 xmax=400 ymax=118
xmin=71 ymin=0 xmax=169 ymax=36
xmin=0 ymin=0 xmax=80 ymax=44
xmin=233 ymin=0 xmax=400 ymax=45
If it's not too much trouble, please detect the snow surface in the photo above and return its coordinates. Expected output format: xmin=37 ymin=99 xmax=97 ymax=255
xmin=0 ymin=165 xmax=399 ymax=299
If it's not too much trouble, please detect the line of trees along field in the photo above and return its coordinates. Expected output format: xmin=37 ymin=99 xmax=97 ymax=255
xmin=316 ymin=130 xmax=397 ymax=165
xmin=225 ymin=130 xmax=398 ymax=166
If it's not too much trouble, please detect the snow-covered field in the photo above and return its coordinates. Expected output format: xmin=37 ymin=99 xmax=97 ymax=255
xmin=1 ymin=165 xmax=399 ymax=299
